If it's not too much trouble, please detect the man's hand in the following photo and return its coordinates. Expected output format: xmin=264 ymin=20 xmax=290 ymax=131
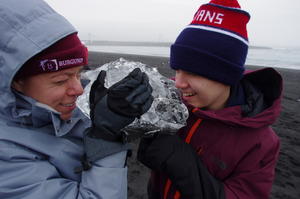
xmin=89 ymin=68 xmax=153 ymax=142
xmin=137 ymin=134 xmax=225 ymax=199
xmin=81 ymin=68 xmax=153 ymax=168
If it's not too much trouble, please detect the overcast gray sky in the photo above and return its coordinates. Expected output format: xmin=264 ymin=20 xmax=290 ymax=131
xmin=45 ymin=0 xmax=300 ymax=48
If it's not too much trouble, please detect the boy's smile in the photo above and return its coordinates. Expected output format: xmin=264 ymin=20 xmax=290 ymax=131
xmin=175 ymin=70 xmax=230 ymax=111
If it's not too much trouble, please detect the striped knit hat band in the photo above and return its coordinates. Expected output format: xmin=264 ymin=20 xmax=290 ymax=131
xmin=170 ymin=0 xmax=250 ymax=86
xmin=190 ymin=0 xmax=250 ymax=44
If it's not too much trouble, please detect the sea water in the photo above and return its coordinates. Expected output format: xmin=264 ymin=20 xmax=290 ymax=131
xmin=87 ymin=45 xmax=300 ymax=70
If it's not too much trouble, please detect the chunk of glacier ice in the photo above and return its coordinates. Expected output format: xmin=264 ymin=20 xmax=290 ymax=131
xmin=77 ymin=58 xmax=188 ymax=135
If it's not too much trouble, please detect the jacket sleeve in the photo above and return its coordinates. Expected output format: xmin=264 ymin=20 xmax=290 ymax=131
xmin=0 ymin=140 xmax=127 ymax=199
xmin=223 ymin=133 xmax=280 ymax=199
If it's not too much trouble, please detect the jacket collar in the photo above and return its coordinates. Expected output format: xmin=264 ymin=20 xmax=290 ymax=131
xmin=9 ymin=90 xmax=87 ymax=137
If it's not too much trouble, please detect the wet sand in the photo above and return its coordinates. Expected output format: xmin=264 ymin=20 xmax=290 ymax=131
xmin=88 ymin=51 xmax=300 ymax=199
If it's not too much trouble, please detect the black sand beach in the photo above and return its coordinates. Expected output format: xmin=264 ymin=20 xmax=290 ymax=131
xmin=88 ymin=51 xmax=300 ymax=199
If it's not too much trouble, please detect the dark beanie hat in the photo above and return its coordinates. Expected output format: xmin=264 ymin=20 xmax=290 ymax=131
xmin=170 ymin=0 xmax=250 ymax=86
xmin=15 ymin=33 xmax=88 ymax=80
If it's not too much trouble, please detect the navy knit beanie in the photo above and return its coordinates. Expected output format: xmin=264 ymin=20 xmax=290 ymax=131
xmin=170 ymin=0 xmax=250 ymax=86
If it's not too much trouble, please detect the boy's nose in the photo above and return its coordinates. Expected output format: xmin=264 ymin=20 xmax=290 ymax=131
xmin=175 ymin=70 xmax=188 ymax=89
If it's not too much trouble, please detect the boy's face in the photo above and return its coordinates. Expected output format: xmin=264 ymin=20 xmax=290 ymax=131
xmin=175 ymin=70 xmax=230 ymax=110
xmin=13 ymin=66 xmax=84 ymax=120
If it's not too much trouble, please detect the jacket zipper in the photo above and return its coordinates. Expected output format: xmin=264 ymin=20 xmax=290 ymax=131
xmin=163 ymin=117 xmax=203 ymax=199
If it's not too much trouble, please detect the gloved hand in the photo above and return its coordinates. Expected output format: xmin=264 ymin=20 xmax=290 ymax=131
xmin=89 ymin=68 xmax=153 ymax=142
xmin=81 ymin=68 xmax=153 ymax=170
xmin=137 ymin=134 xmax=225 ymax=199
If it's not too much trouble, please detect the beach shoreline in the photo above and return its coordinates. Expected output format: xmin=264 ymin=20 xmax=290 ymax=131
xmin=88 ymin=51 xmax=300 ymax=199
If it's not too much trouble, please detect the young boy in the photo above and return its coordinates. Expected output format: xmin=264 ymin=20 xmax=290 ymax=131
xmin=137 ymin=0 xmax=282 ymax=198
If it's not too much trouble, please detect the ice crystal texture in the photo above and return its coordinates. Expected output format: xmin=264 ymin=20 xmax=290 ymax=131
xmin=77 ymin=58 xmax=188 ymax=134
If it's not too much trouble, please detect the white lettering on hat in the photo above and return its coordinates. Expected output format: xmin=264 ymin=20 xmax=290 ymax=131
xmin=215 ymin=13 xmax=224 ymax=24
xmin=40 ymin=59 xmax=59 ymax=71
xmin=195 ymin=10 xmax=206 ymax=21
xmin=39 ymin=58 xmax=84 ymax=72
xmin=59 ymin=58 xmax=84 ymax=67
xmin=194 ymin=10 xmax=224 ymax=24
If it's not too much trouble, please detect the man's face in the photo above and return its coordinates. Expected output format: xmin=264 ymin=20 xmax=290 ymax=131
xmin=13 ymin=66 xmax=84 ymax=120
xmin=175 ymin=70 xmax=230 ymax=111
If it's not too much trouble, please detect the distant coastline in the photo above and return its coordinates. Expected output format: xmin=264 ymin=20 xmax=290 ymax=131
xmin=85 ymin=41 xmax=299 ymax=70
xmin=82 ymin=40 xmax=171 ymax=47
xmin=82 ymin=40 xmax=271 ymax=49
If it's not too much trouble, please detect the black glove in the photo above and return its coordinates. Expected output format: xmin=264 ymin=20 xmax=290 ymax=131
xmin=89 ymin=68 xmax=153 ymax=142
xmin=80 ymin=68 xmax=153 ymax=170
xmin=137 ymin=134 xmax=225 ymax=199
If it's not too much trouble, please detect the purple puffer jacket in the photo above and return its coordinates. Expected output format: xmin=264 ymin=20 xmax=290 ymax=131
xmin=149 ymin=67 xmax=282 ymax=199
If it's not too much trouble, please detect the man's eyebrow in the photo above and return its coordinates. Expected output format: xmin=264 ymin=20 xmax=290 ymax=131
xmin=49 ymin=72 xmax=72 ymax=79
xmin=50 ymin=67 xmax=84 ymax=78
